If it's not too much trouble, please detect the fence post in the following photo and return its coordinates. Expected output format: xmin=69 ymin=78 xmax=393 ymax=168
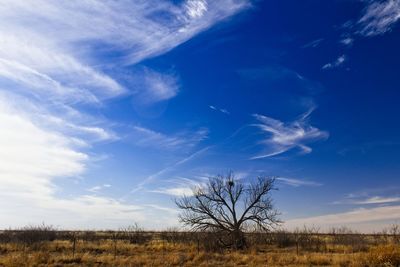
xmin=72 ymin=233 xmax=76 ymax=258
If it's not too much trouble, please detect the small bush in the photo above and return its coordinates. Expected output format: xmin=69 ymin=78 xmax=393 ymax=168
xmin=119 ymin=224 xmax=151 ymax=244
xmin=274 ymin=230 xmax=296 ymax=248
xmin=16 ymin=224 xmax=57 ymax=248
xmin=0 ymin=230 xmax=13 ymax=244
xmin=199 ymin=231 xmax=225 ymax=253
xmin=160 ymin=228 xmax=192 ymax=245
xmin=330 ymin=226 xmax=368 ymax=252
xmin=81 ymin=231 xmax=98 ymax=243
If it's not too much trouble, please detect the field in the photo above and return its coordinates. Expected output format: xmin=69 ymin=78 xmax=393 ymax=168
xmin=0 ymin=226 xmax=400 ymax=266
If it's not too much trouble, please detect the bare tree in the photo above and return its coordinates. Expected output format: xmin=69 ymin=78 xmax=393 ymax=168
xmin=175 ymin=173 xmax=281 ymax=249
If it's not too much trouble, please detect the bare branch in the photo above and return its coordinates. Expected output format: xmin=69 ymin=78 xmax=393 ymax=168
xmin=175 ymin=173 xmax=281 ymax=249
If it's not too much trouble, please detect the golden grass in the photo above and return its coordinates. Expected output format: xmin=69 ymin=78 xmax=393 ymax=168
xmin=0 ymin=237 xmax=399 ymax=266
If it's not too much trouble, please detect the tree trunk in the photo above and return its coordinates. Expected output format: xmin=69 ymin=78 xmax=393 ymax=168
xmin=232 ymin=229 xmax=246 ymax=250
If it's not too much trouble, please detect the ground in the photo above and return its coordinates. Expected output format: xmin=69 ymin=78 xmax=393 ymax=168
xmin=0 ymin=231 xmax=399 ymax=266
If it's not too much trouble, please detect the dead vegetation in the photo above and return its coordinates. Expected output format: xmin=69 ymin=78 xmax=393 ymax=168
xmin=0 ymin=224 xmax=399 ymax=266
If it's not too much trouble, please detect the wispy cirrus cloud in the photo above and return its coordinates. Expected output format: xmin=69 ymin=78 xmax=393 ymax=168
xmin=333 ymin=187 xmax=400 ymax=205
xmin=329 ymin=1 xmax=400 ymax=70
xmin=130 ymin=126 xmax=208 ymax=151
xmin=238 ymin=65 xmax=324 ymax=96
xmin=285 ymin=205 xmax=400 ymax=232
xmin=339 ymin=36 xmax=354 ymax=46
xmin=0 ymin=0 xmax=249 ymax=228
xmin=0 ymin=0 xmax=249 ymax=65
xmin=302 ymin=38 xmax=324 ymax=49
xmin=357 ymin=0 xmax=400 ymax=37
xmin=251 ymin=108 xmax=328 ymax=159
xmin=87 ymin=184 xmax=112 ymax=193
xmin=150 ymin=176 xmax=208 ymax=197
xmin=322 ymin=55 xmax=347 ymax=70
xmin=352 ymin=196 xmax=400 ymax=205
xmin=130 ymin=146 xmax=212 ymax=194
xmin=277 ymin=177 xmax=322 ymax=187
xmin=0 ymin=0 xmax=249 ymax=106
xmin=338 ymin=0 xmax=400 ymax=50
xmin=185 ymin=0 xmax=209 ymax=19
xmin=209 ymin=105 xmax=230 ymax=115
xmin=130 ymin=68 xmax=180 ymax=105
xmin=150 ymin=187 xmax=195 ymax=197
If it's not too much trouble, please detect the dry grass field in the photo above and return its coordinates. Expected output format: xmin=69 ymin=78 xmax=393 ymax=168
xmin=0 ymin=226 xmax=399 ymax=266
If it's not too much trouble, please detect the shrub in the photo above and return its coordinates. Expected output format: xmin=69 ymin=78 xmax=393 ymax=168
xmin=388 ymin=224 xmax=400 ymax=244
xmin=0 ymin=230 xmax=13 ymax=244
xmin=81 ymin=231 xmax=99 ymax=243
xmin=160 ymin=228 xmax=192 ymax=245
xmin=274 ymin=230 xmax=296 ymax=248
xmin=330 ymin=226 xmax=368 ymax=252
xmin=119 ymin=223 xmax=151 ymax=244
xmin=18 ymin=224 xmax=56 ymax=245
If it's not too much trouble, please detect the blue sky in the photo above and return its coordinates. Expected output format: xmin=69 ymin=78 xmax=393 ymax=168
xmin=0 ymin=0 xmax=400 ymax=232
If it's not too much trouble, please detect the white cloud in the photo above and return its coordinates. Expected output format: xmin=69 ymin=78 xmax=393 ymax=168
xmin=251 ymin=108 xmax=328 ymax=159
xmin=87 ymin=184 xmax=112 ymax=193
xmin=151 ymin=172 xmax=253 ymax=196
xmin=334 ymin=195 xmax=400 ymax=205
xmin=0 ymin=31 xmax=126 ymax=102
xmin=0 ymin=0 xmax=249 ymax=107
xmin=0 ymin=89 xmax=117 ymax=147
xmin=133 ymin=68 xmax=180 ymax=104
xmin=130 ymin=147 xmax=211 ymax=194
xmin=0 ymin=104 xmax=174 ymax=228
xmin=150 ymin=175 xmax=210 ymax=197
xmin=285 ymin=205 xmax=400 ymax=232
xmin=355 ymin=196 xmax=400 ymax=204
xmin=277 ymin=177 xmax=322 ymax=187
xmin=130 ymin=126 xmax=208 ymax=151
xmin=88 ymin=186 xmax=102 ymax=193
xmin=0 ymin=0 xmax=249 ymax=64
xmin=39 ymin=114 xmax=117 ymax=143
xmin=151 ymin=187 xmax=194 ymax=197
xmin=185 ymin=0 xmax=208 ymax=19
xmin=209 ymin=105 xmax=230 ymax=115
xmin=0 ymin=99 xmax=129 ymax=227
xmin=144 ymin=72 xmax=179 ymax=102
xmin=322 ymin=55 xmax=347 ymax=70
xmin=357 ymin=0 xmax=400 ymax=37
xmin=0 ymin=0 xmax=249 ymax=228
xmin=0 ymin=193 xmax=147 ymax=229
xmin=0 ymin=97 xmax=154 ymax=229
xmin=143 ymin=204 xmax=179 ymax=215
xmin=302 ymin=38 xmax=324 ymax=48
xmin=124 ymin=0 xmax=250 ymax=64
xmin=340 ymin=37 xmax=354 ymax=46
xmin=337 ymin=1 xmax=400 ymax=50
xmin=41 ymin=195 xmax=144 ymax=222
xmin=0 ymin=101 xmax=87 ymax=183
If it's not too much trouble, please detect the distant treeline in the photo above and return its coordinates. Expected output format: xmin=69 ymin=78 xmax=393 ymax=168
xmin=1 ymin=224 xmax=399 ymax=253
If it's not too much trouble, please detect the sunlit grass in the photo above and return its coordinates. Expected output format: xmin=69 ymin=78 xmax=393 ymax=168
xmin=0 ymin=233 xmax=399 ymax=266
